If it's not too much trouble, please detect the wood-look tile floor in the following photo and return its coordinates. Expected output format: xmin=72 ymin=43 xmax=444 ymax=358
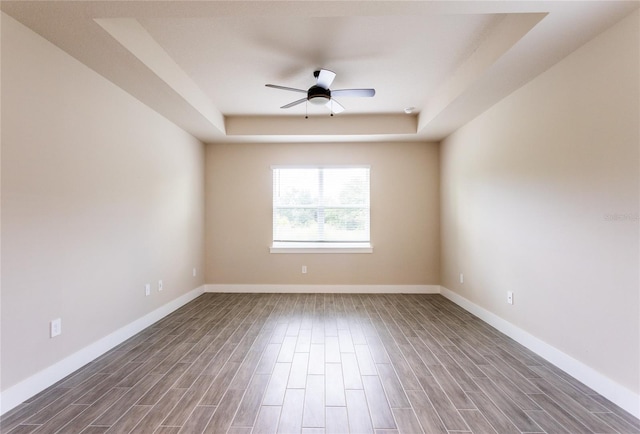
xmin=2 ymin=293 xmax=639 ymax=434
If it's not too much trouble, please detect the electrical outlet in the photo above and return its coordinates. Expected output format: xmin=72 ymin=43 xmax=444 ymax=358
xmin=302 ymin=265 xmax=307 ymax=274
xmin=459 ymin=273 xmax=464 ymax=284
xmin=507 ymin=291 xmax=514 ymax=305
xmin=145 ymin=284 xmax=151 ymax=296
xmin=50 ymin=318 xmax=62 ymax=338
xmin=158 ymin=280 xmax=163 ymax=291
xmin=193 ymin=267 xmax=197 ymax=277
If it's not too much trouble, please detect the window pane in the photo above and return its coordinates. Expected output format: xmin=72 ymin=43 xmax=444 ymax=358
xmin=273 ymin=208 xmax=319 ymax=241
xmin=324 ymin=208 xmax=369 ymax=241
xmin=273 ymin=167 xmax=370 ymax=243
xmin=323 ymin=168 xmax=369 ymax=206
xmin=273 ymin=169 xmax=318 ymax=206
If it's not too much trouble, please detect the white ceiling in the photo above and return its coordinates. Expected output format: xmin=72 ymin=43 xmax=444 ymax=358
xmin=2 ymin=1 xmax=637 ymax=144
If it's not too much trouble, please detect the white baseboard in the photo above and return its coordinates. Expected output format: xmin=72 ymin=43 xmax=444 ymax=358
xmin=205 ymin=284 xmax=440 ymax=294
xmin=440 ymin=286 xmax=640 ymax=419
xmin=0 ymin=285 xmax=205 ymax=416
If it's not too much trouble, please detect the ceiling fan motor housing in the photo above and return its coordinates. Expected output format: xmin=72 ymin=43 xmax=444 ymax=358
xmin=308 ymin=85 xmax=331 ymax=104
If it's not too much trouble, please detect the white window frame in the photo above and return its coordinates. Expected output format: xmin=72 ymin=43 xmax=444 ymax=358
xmin=270 ymin=165 xmax=373 ymax=254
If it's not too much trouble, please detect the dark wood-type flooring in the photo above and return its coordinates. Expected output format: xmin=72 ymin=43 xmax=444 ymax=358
xmin=2 ymin=293 xmax=639 ymax=433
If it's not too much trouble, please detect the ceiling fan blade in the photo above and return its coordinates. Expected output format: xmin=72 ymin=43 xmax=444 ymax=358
xmin=316 ymin=69 xmax=336 ymax=89
xmin=327 ymin=99 xmax=345 ymax=114
xmin=266 ymin=84 xmax=307 ymax=93
xmin=331 ymin=88 xmax=376 ymax=98
xmin=281 ymin=98 xmax=307 ymax=109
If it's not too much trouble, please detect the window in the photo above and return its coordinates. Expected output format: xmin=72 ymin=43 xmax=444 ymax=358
xmin=271 ymin=166 xmax=372 ymax=253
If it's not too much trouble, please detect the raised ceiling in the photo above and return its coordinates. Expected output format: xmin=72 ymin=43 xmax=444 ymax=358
xmin=2 ymin=1 xmax=637 ymax=144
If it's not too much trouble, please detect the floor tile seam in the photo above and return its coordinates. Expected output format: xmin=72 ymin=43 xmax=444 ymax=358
xmin=49 ymin=397 xmax=122 ymax=433
xmin=469 ymin=374 xmax=543 ymax=433
xmin=530 ymin=385 xmax=622 ymax=434
xmin=475 ymin=361 xmax=526 ymax=386
xmin=236 ymin=302 xmax=280 ymax=346
xmin=420 ymin=372 xmax=472 ymax=432
xmin=591 ymin=411 xmax=640 ymax=433
xmin=369 ymin=300 xmax=409 ymax=340
xmin=213 ymin=303 xmax=271 ymax=361
xmin=0 ymin=421 xmax=42 ymax=434
xmin=0 ymin=398 xmax=55 ymax=429
xmin=83 ymin=378 xmax=162 ymax=428
xmin=104 ymin=403 xmax=153 ymax=433
xmin=202 ymin=389 xmax=247 ymax=433
xmin=523 ymin=408 xmax=576 ymax=434
xmin=372 ymin=360 xmax=413 ymax=412
xmin=458 ymin=408 xmax=499 ymax=434
xmin=368 ymin=314 xmax=426 ymax=391
xmin=529 ymin=365 xmax=611 ymax=415
xmin=406 ymin=389 xmax=449 ymax=433
xmin=480 ymin=356 xmax=541 ymax=397
xmin=425 ymin=364 xmax=479 ymax=413
xmin=491 ymin=344 xmax=542 ymax=373
xmin=126 ymin=388 xmax=190 ymax=434
xmin=191 ymin=303 xmax=280 ymax=413
xmin=466 ymin=390 xmax=523 ymax=434
xmin=22 ymin=374 xmax=112 ymax=427
xmin=180 ymin=404 xmax=216 ymax=434
xmin=536 ymin=393 xmax=590 ymax=432
xmin=159 ymin=381 xmax=213 ymax=427
xmin=361 ymin=375 xmax=400 ymax=431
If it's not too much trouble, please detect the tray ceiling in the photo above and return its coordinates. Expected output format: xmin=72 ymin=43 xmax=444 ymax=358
xmin=2 ymin=1 xmax=637 ymax=143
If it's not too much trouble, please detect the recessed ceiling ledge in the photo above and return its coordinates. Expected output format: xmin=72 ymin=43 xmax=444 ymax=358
xmin=417 ymin=12 xmax=547 ymax=133
xmin=225 ymin=114 xmax=417 ymax=136
xmin=94 ymin=17 xmax=226 ymax=135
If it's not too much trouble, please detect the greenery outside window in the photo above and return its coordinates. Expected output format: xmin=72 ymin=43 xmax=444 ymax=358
xmin=271 ymin=166 xmax=372 ymax=253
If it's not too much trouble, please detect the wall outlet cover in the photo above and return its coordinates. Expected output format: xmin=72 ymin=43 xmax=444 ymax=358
xmin=50 ymin=318 xmax=62 ymax=338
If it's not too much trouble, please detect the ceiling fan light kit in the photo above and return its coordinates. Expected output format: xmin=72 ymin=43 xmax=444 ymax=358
xmin=307 ymin=86 xmax=331 ymax=105
xmin=266 ymin=68 xmax=375 ymax=116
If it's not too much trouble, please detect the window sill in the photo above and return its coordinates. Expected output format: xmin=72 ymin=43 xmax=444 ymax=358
xmin=270 ymin=242 xmax=373 ymax=254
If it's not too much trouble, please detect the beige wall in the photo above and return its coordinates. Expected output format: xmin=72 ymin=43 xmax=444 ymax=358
xmin=205 ymin=141 xmax=440 ymax=285
xmin=1 ymin=13 xmax=205 ymax=390
xmin=440 ymin=10 xmax=639 ymax=395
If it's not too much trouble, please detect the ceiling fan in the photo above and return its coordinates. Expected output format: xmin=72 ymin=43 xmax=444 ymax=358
xmin=265 ymin=69 xmax=375 ymax=115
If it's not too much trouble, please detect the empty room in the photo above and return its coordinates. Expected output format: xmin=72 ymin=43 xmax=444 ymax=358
xmin=1 ymin=1 xmax=638 ymax=433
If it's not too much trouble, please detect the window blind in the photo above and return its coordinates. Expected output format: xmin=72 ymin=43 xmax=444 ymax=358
xmin=273 ymin=166 xmax=370 ymax=243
